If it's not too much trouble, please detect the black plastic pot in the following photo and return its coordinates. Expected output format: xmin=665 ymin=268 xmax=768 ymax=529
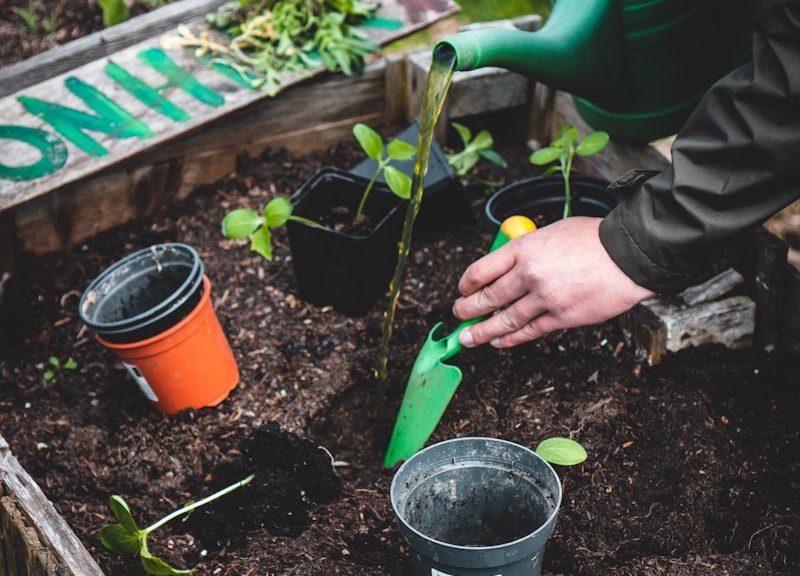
xmin=79 ymin=243 xmax=205 ymax=344
xmin=391 ymin=437 xmax=562 ymax=576
xmin=485 ymin=174 xmax=620 ymax=227
xmin=349 ymin=121 xmax=473 ymax=235
xmin=287 ymin=167 xmax=404 ymax=316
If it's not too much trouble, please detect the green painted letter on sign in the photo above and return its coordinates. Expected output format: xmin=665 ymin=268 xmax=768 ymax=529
xmin=0 ymin=125 xmax=68 ymax=182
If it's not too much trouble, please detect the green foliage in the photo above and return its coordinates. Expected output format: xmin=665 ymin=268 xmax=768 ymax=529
xmin=41 ymin=6 xmax=59 ymax=33
xmin=100 ymin=476 xmax=253 ymax=575
xmin=18 ymin=2 xmax=39 ymax=34
xmin=97 ymin=0 xmax=130 ymax=27
xmin=446 ymin=122 xmax=507 ymax=177
xmin=221 ymin=196 xmax=321 ymax=261
xmin=43 ymin=356 xmax=77 ymax=381
xmin=535 ymin=437 xmax=588 ymax=466
xmin=352 ymin=123 xmax=416 ymax=218
xmin=529 ymin=123 xmax=609 ymax=219
xmin=175 ymin=0 xmax=378 ymax=96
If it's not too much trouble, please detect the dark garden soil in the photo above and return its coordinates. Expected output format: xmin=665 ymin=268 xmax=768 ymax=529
xmin=0 ymin=133 xmax=799 ymax=576
xmin=0 ymin=0 xmax=163 ymax=68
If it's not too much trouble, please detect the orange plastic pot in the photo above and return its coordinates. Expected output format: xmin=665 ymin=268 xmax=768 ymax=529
xmin=98 ymin=275 xmax=239 ymax=414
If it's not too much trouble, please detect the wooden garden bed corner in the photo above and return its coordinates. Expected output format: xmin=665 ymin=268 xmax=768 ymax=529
xmin=0 ymin=434 xmax=103 ymax=576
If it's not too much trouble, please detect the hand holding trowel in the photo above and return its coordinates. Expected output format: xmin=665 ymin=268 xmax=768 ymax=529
xmin=383 ymin=215 xmax=537 ymax=468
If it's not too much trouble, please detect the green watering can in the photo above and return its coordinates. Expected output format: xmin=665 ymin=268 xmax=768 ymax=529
xmin=435 ymin=0 xmax=755 ymax=141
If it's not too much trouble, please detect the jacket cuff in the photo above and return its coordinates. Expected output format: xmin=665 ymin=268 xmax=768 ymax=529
xmin=599 ymin=202 xmax=695 ymax=295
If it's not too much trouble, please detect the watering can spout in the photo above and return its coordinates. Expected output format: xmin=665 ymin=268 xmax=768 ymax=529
xmin=435 ymin=0 xmax=627 ymax=107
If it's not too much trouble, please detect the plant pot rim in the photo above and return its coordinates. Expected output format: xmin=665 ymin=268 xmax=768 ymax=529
xmin=289 ymin=166 xmax=405 ymax=240
xmin=390 ymin=436 xmax=563 ymax=553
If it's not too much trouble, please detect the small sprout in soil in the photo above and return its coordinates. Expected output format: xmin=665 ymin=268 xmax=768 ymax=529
xmin=446 ymin=122 xmax=507 ymax=177
xmin=41 ymin=6 xmax=59 ymax=33
xmin=221 ymin=196 xmax=322 ymax=261
xmin=42 ymin=356 xmax=77 ymax=381
xmin=529 ymin=123 xmax=609 ymax=219
xmin=535 ymin=437 xmax=588 ymax=466
xmin=17 ymin=2 xmax=39 ymax=34
xmin=96 ymin=0 xmax=130 ymax=27
xmin=100 ymin=475 xmax=254 ymax=575
xmin=352 ymin=123 xmax=416 ymax=220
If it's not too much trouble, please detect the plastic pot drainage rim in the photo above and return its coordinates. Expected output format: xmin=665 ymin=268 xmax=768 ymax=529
xmin=391 ymin=437 xmax=562 ymax=576
xmin=78 ymin=243 xmax=204 ymax=344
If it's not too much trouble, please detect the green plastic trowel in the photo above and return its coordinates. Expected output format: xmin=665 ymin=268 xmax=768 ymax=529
xmin=383 ymin=216 xmax=537 ymax=468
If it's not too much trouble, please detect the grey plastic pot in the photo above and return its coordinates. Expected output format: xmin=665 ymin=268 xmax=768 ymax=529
xmin=391 ymin=437 xmax=562 ymax=576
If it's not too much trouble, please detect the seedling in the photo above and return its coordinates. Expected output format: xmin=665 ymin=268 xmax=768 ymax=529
xmin=100 ymin=475 xmax=253 ymax=575
xmin=221 ymin=196 xmax=321 ymax=261
xmin=41 ymin=6 xmax=59 ymax=33
xmin=18 ymin=2 xmax=39 ymax=34
xmin=529 ymin=123 xmax=609 ymax=219
xmin=42 ymin=356 xmax=77 ymax=381
xmin=446 ymin=122 xmax=507 ymax=177
xmin=535 ymin=437 xmax=587 ymax=466
xmin=352 ymin=123 xmax=416 ymax=220
xmin=97 ymin=0 xmax=129 ymax=27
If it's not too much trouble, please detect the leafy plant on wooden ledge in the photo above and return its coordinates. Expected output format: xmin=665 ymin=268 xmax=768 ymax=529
xmin=529 ymin=123 xmax=609 ymax=219
xmin=221 ymin=123 xmax=414 ymax=258
xmin=100 ymin=475 xmax=253 ymax=575
xmin=446 ymin=122 xmax=507 ymax=177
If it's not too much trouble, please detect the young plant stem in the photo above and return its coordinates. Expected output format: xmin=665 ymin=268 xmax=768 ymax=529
xmin=355 ymin=164 xmax=384 ymax=220
xmin=562 ymin=147 xmax=574 ymax=219
xmin=288 ymin=215 xmax=324 ymax=229
xmin=142 ymin=475 xmax=254 ymax=535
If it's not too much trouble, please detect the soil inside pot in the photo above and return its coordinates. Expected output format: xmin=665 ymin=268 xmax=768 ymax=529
xmin=306 ymin=202 xmax=381 ymax=236
xmin=0 ymin=134 xmax=797 ymax=576
xmin=0 ymin=0 xmax=165 ymax=69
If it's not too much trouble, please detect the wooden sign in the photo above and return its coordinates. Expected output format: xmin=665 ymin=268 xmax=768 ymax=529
xmin=0 ymin=0 xmax=458 ymax=213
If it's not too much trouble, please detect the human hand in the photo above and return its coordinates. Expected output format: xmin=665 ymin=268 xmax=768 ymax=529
xmin=453 ymin=217 xmax=655 ymax=348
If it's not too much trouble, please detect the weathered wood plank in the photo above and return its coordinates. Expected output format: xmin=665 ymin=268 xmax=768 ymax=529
xmin=0 ymin=0 xmax=459 ymax=214
xmin=679 ymin=268 xmax=744 ymax=306
xmin=0 ymin=435 xmax=104 ymax=576
xmin=753 ymin=228 xmax=788 ymax=350
xmin=0 ymin=0 xmax=228 ymax=98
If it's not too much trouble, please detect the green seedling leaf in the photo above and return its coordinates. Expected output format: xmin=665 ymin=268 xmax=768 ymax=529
xmin=383 ymin=166 xmax=411 ymax=200
xmin=471 ymin=130 xmax=493 ymax=151
xmin=97 ymin=0 xmax=129 ymax=27
xmin=542 ymin=165 xmax=561 ymax=177
xmin=555 ymin=123 xmax=578 ymax=141
xmin=109 ymin=495 xmax=139 ymax=532
xmin=264 ymin=196 xmax=293 ymax=228
xmin=353 ymin=123 xmax=383 ymax=161
xmin=250 ymin=226 xmax=273 ymax=261
xmin=456 ymin=152 xmax=480 ymax=177
xmin=43 ymin=370 xmax=55 ymax=381
xmin=99 ymin=524 xmax=142 ymax=555
xmin=140 ymin=551 xmax=193 ymax=575
xmin=64 ymin=358 xmax=77 ymax=370
xmin=576 ymin=131 xmax=610 ymax=157
xmin=387 ymin=139 xmax=416 ymax=161
xmin=48 ymin=356 xmax=60 ymax=368
xmin=536 ymin=437 xmax=587 ymax=466
xmin=529 ymin=146 xmax=562 ymax=165
xmin=479 ymin=149 xmax=507 ymax=168
xmin=451 ymin=121 xmax=471 ymax=146
xmin=222 ymin=208 xmax=263 ymax=239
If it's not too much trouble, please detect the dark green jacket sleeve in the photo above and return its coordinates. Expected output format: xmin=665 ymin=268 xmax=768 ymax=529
xmin=599 ymin=0 xmax=800 ymax=294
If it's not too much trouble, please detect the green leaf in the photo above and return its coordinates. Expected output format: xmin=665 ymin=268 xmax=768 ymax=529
xmin=64 ymin=359 xmax=77 ymax=370
xmin=221 ymin=208 xmax=263 ymax=239
xmin=454 ymin=152 xmax=480 ymax=176
xmin=109 ymin=495 xmax=139 ymax=533
xmin=99 ymin=524 xmax=142 ymax=555
xmin=451 ymin=122 xmax=471 ymax=146
xmin=352 ymin=123 xmax=383 ymax=161
xmin=264 ymin=196 xmax=293 ymax=228
xmin=554 ymin=123 xmax=578 ymax=141
xmin=383 ymin=166 xmax=411 ymax=200
xmin=479 ymin=149 xmax=507 ymax=168
xmin=140 ymin=551 xmax=194 ymax=575
xmin=529 ymin=147 xmax=562 ymax=165
xmin=576 ymin=131 xmax=610 ymax=157
xmin=386 ymin=139 xmax=416 ymax=161
xmin=471 ymin=130 xmax=493 ymax=151
xmin=43 ymin=370 xmax=55 ymax=381
xmin=97 ymin=0 xmax=129 ymax=27
xmin=250 ymin=226 xmax=273 ymax=261
xmin=48 ymin=356 xmax=60 ymax=368
xmin=535 ymin=437 xmax=588 ymax=466
xmin=542 ymin=165 xmax=562 ymax=177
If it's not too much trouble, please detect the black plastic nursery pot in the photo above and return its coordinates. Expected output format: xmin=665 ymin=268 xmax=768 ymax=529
xmin=485 ymin=174 xmax=620 ymax=226
xmin=287 ymin=167 xmax=405 ymax=317
xmin=349 ymin=121 xmax=473 ymax=236
xmin=391 ymin=437 xmax=562 ymax=576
